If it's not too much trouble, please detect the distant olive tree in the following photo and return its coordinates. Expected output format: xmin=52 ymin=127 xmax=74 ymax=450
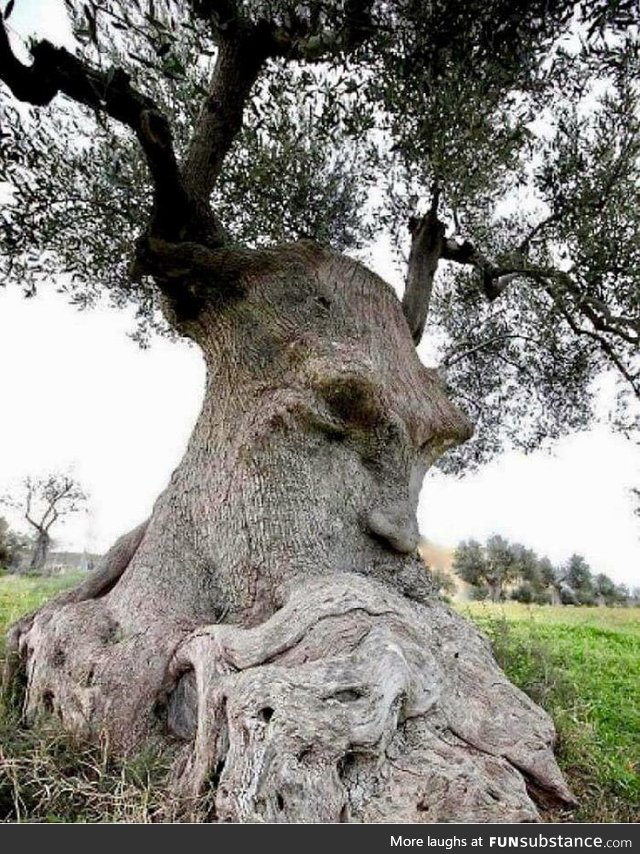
xmin=593 ymin=573 xmax=629 ymax=606
xmin=1 ymin=474 xmax=87 ymax=574
xmin=453 ymin=535 xmax=519 ymax=602
xmin=452 ymin=537 xmax=628 ymax=607
xmin=563 ymin=553 xmax=595 ymax=605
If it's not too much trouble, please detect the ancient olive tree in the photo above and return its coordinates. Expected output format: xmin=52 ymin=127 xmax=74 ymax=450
xmin=1 ymin=474 xmax=87 ymax=573
xmin=1 ymin=0 xmax=639 ymax=823
xmin=453 ymin=535 xmax=519 ymax=603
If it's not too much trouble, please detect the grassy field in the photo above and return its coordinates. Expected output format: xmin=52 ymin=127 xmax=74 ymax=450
xmin=0 ymin=574 xmax=638 ymax=822
xmin=0 ymin=573 xmax=86 ymax=652
xmin=458 ymin=601 xmax=640 ymax=822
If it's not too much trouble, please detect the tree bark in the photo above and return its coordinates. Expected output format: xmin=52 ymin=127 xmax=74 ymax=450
xmin=487 ymin=577 xmax=503 ymax=604
xmin=27 ymin=530 xmax=50 ymax=575
xmin=3 ymin=242 xmax=575 ymax=821
xmin=550 ymin=586 xmax=563 ymax=607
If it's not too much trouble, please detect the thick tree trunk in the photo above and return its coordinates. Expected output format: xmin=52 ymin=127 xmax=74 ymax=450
xmin=27 ymin=530 xmax=50 ymax=575
xmin=487 ymin=578 xmax=503 ymax=604
xmin=3 ymin=242 xmax=575 ymax=821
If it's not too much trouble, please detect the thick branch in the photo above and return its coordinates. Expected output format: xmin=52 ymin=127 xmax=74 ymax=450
xmin=181 ymin=1 xmax=376 ymax=203
xmin=24 ymin=513 xmax=41 ymax=533
xmin=23 ymin=483 xmax=40 ymax=532
xmin=0 ymin=16 xmax=208 ymax=244
xmin=43 ymin=507 xmax=60 ymax=533
xmin=401 ymin=209 xmax=446 ymax=345
xmin=181 ymin=27 xmax=272 ymax=203
xmin=442 ymin=238 xmax=523 ymax=300
xmin=190 ymin=0 xmax=375 ymax=57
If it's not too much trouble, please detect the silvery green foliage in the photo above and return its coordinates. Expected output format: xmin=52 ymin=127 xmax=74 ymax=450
xmin=1 ymin=0 xmax=638 ymax=455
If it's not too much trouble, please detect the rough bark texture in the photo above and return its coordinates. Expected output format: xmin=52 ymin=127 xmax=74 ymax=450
xmin=4 ymin=242 xmax=575 ymax=822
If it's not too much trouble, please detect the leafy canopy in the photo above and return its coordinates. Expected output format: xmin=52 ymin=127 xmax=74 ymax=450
xmin=1 ymin=0 xmax=639 ymax=464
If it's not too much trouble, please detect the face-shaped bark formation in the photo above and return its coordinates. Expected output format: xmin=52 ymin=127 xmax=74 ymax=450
xmin=4 ymin=243 xmax=575 ymax=822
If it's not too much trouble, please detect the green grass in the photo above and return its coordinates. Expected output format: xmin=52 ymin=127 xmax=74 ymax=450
xmin=0 ymin=573 xmax=179 ymax=822
xmin=0 ymin=573 xmax=85 ymax=655
xmin=0 ymin=575 xmax=638 ymax=821
xmin=458 ymin=601 xmax=640 ymax=822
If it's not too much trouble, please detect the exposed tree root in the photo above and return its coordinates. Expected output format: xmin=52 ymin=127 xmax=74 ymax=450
xmin=2 ymin=521 xmax=148 ymax=702
xmin=4 ymin=569 xmax=575 ymax=823
xmin=165 ymin=574 xmax=576 ymax=822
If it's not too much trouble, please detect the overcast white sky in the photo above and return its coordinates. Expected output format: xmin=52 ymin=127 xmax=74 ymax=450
xmin=1 ymin=0 xmax=639 ymax=587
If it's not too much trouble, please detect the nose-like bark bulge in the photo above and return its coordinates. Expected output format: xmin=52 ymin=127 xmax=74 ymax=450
xmin=366 ymin=502 xmax=420 ymax=554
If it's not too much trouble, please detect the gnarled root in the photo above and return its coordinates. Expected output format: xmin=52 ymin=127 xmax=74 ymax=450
xmin=2 ymin=521 xmax=148 ymax=706
xmin=3 ymin=566 xmax=575 ymax=822
xmin=166 ymin=574 xmax=576 ymax=822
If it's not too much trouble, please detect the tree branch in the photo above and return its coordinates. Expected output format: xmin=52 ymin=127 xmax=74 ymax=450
xmin=0 ymin=14 xmax=208 ymax=244
xmin=181 ymin=1 xmax=376 ymax=203
xmin=43 ymin=508 xmax=59 ymax=534
xmin=401 ymin=203 xmax=446 ymax=345
xmin=542 ymin=282 xmax=640 ymax=397
xmin=181 ymin=25 xmax=272 ymax=203
xmin=441 ymin=237 xmax=524 ymax=300
xmin=23 ymin=479 xmax=39 ymax=531
xmin=442 ymin=333 xmax=542 ymax=369
xmin=443 ymin=233 xmax=639 ymax=346
xmin=441 ymin=232 xmax=639 ymax=397
xmin=516 ymin=213 xmax=561 ymax=255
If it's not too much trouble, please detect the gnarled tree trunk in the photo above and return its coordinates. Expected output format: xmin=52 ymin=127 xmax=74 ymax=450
xmin=4 ymin=242 xmax=575 ymax=822
xmin=27 ymin=530 xmax=50 ymax=575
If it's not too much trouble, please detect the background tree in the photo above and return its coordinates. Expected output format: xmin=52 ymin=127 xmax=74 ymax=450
xmin=531 ymin=555 xmax=558 ymax=605
xmin=452 ymin=535 xmax=519 ymax=602
xmin=451 ymin=538 xmax=488 ymax=596
xmin=3 ymin=0 xmax=638 ymax=822
xmin=483 ymin=534 xmax=519 ymax=602
xmin=593 ymin=572 xmax=628 ymax=606
xmin=0 ymin=516 xmax=30 ymax=572
xmin=0 ymin=516 xmax=13 ymax=572
xmin=508 ymin=542 xmax=547 ymax=603
xmin=451 ymin=538 xmax=620 ymax=607
xmin=564 ymin=553 xmax=596 ymax=606
xmin=1 ymin=474 xmax=87 ymax=574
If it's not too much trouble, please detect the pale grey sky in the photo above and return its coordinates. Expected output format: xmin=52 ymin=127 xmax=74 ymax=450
xmin=1 ymin=0 xmax=639 ymax=587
